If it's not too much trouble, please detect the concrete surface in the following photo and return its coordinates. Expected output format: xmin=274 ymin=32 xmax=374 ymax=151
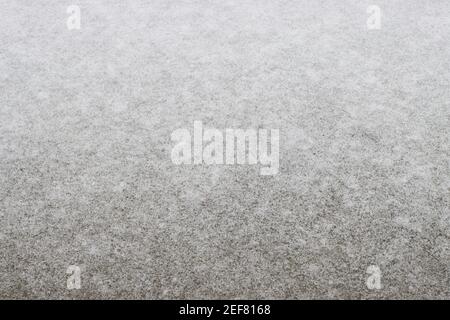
xmin=0 ymin=0 xmax=449 ymax=299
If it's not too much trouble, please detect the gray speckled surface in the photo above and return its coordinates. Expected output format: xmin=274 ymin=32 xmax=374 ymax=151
xmin=0 ymin=0 xmax=449 ymax=299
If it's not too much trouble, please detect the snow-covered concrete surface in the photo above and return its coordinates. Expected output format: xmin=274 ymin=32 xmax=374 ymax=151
xmin=0 ymin=0 xmax=449 ymax=299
